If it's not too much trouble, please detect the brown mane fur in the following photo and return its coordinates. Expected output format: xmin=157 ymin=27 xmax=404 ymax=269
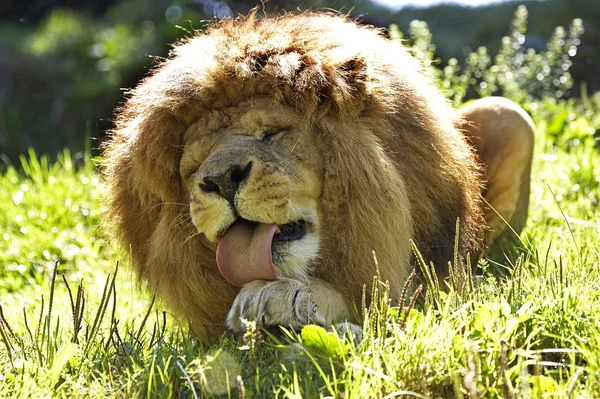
xmin=103 ymin=12 xmax=485 ymax=339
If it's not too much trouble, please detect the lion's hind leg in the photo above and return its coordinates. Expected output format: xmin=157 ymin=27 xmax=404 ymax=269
xmin=458 ymin=97 xmax=535 ymax=248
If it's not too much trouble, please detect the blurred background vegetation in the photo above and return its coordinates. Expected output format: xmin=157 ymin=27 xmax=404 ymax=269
xmin=0 ymin=0 xmax=598 ymax=159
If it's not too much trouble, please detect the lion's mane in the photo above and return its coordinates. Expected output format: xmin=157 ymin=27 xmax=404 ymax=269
xmin=104 ymin=13 xmax=485 ymax=339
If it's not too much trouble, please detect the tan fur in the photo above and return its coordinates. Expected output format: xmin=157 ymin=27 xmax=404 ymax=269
xmin=103 ymin=13 xmax=489 ymax=340
xmin=458 ymin=97 xmax=535 ymax=245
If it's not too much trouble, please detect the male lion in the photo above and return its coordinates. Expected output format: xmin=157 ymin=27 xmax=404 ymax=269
xmin=104 ymin=13 xmax=534 ymax=340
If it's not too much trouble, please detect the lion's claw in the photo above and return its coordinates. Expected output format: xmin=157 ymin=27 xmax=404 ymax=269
xmin=227 ymin=279 xmax=327 ymax=333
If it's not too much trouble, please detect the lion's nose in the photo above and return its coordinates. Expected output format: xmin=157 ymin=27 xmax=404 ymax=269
xmin=199 ymin=161 xmax=253 ymax=204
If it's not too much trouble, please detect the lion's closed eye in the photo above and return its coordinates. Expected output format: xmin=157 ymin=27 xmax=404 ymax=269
xmin=261 ymin=128 xmax=287 ymax=143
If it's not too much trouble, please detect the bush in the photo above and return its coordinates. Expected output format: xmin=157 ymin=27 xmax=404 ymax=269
xmin=397 ymin=5 xmax=599 ymax=149
xmin=0 ymin=0 xmax=205 ymax=159
xmin=0 ymin=2 xmax=598 ymax=159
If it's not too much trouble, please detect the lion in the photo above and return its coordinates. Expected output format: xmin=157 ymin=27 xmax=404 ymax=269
xmin=103 ymin=13 xmax=534 ymax=341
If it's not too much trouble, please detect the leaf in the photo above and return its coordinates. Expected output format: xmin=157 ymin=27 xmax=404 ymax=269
xmin=528 ymin=375 xmax=558 ymax=394
xmin=50 ymin=343 xmax=80 ymax=387
xmin=501 ymin=316 xmax=520 ymax=341
xmin=516 ymin=301 xmax=534 ymax=323
xmin=547 ymin=109 xmax=568 ymax=136
xmin=301 ymin=325 xmax=349 ymax=360
xmin=500 ymin=298 xmax=512 ymax=317
xmin=388 ymin=307 xmax=399 ymax=318
xmin=472 ymin=303 xmax=499 ymax=337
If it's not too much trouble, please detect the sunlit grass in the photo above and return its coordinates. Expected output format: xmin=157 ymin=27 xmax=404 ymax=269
xmin=0 ymin=109 xmax=598 ymax=398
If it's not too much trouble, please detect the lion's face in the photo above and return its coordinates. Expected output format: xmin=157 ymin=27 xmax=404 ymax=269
xmin=180 ymin=98 xmax=324 ymax=285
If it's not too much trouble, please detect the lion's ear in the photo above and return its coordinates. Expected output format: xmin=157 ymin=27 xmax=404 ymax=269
xmin=339 ymin=56 xmax=367 ymax=94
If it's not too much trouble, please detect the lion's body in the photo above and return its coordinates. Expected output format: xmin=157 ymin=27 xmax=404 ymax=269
xmin=104 ymin=13 xmax=531 ymax=340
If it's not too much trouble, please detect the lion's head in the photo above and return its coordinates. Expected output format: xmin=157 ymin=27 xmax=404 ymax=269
xmin=104 ymin=13 xmax=484 ymax=340
xmin=181 ymin=98 xmax=327 ymax=286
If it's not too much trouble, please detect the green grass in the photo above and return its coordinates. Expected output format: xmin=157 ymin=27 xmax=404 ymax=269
xmin=0 ymin=107 xmax=599 ymax=398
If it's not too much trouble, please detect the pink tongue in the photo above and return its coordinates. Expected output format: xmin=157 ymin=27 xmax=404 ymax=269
xmin=216 ymin=221 xmax=278 ymax=286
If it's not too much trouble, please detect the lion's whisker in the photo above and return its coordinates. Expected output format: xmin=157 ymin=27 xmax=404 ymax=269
xmin=163 ymin=202 xmax=188 ymax=207
xmin=182 ymin=229 xmax=203 ymax=245
xmin=287 ymin=137 xmax=301 ymax=157
xmin=169 ymin=212 xmax=194 ymax=231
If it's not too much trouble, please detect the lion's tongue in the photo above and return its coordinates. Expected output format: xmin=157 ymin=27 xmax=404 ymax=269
xmin=216 ymin=221 xmax=278 ymax=286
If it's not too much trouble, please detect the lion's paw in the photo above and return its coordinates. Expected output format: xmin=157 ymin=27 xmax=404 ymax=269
xmin=226 ymin=279 xmax=327 ymax=333
xmin=334 ymin=322 xmax=363 ymax=340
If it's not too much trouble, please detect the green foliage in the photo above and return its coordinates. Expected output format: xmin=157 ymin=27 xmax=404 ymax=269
xmin=1 ymin=1 xmax=598 ymax=159
xmin=0 ymin=0 xmax=205 ymax=158
xmin=28 ymin=8 xmax=155 ymax=95
xmin=403 ymin=6 xmax=585 ymax=107
xmin=401 ymin=5 xmax=600 ymax=152
xmin=371 ymin=0 xmax=600 ymax=97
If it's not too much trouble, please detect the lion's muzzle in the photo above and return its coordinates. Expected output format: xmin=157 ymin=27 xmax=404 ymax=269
xmin=196 ymin=140 xmax=257 ymax=206
xmin=199 ymin=161 xmax=252 ymax=205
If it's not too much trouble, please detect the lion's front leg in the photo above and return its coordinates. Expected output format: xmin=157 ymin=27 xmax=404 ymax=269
xmin=226 ymin=278 xmax=350 ymax=333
